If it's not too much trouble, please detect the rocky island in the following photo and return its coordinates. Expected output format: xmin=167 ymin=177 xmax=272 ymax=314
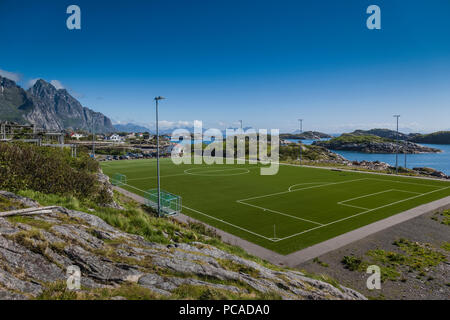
xmin=349 ymin=128 xmax=450 ymax=145
xmin=313 ymin=134 xmax=441 ymax=154
xmin=280 ymin=131 xmax=332 ymax=140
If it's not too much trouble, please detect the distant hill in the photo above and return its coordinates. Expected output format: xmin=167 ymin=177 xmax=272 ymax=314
xmin=114 ymin=123 xmax=151 ymax=133
xmin=280 ymin=131 xmax=332 ymax=140
xmin=350 ymin=129 xmax=410 ymax=140
xmin=349 ymin=128 xmax=450 ymax=145
xmin=314 ymin=133 xmax=441 ymax=154
xmin=0 ymin=76 xmax=115 ymax=133
xmin=409 ymin=131 xmax=450 ymax=145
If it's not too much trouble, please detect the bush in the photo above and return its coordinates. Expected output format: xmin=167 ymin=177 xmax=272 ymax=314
xmin=0 ymin=142 xmax=102 ymax=200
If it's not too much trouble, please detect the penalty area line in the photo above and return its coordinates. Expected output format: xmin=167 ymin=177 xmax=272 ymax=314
xmin=182 ymin=205 xmax=276 ymax=242
xmin=277 ymin=186 xmax=450 ymax=242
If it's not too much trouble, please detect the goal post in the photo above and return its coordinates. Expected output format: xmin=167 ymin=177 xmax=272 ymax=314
xmin=144 ymin=189 xmax=182 ymax=216
xmin=111 ymin=173 xmax=127 ymax=186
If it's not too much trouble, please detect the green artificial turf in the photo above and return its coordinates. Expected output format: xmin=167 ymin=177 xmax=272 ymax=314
xmin=101 ymin=159 xmax=450 ymax=255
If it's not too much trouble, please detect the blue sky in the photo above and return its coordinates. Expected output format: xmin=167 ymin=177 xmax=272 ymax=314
xmin=1 ymin=0 xmax=449 ymax=133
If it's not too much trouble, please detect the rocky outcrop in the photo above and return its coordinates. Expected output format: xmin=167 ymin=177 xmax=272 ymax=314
xmin=0 ymin=76 xmax=115 ymax=133
xmin=412 ymin=167 xmax=449 ymax=179
xmin=27 ymin=79 xmax=115 ymax=132
xmin=350 ymin=129 xmax=450 ymax=145
xmin=314 ymin=139 xmax=441 ymax=154
xmin=0 ymin=192 xmax=365 ymax=300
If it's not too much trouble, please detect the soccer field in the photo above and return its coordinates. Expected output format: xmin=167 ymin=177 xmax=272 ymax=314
xmin=101 ymin=159 xmax=450 ymax=255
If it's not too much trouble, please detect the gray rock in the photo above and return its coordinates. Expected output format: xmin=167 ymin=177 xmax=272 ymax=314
xmin=0 ymin=191 xmax=40 ymax=208
xmin=0 ymin=288 xmax=28 ymax=300
xmin=51 ymin=224 xmax=104 ymax=249
xmin=64 ymin=245 xmax=142 ymax=283
xmin=0 ymin=190 xmax=366 ymax=300
xmin=0 ymin=268 xmax=42 ymax=295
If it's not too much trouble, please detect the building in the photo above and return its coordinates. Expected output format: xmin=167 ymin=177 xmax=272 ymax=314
xmin=106 ymin=134 xmax=124 ymax=142
xmin=70 ymin=132 xmax=84 ymax=140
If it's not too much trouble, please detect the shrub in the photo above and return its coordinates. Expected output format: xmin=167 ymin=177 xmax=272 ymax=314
xmin=0 ymin=142 xmax=102 ymax=200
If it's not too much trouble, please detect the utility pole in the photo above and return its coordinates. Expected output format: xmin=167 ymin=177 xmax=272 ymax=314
xmin=155 ymin=96 xmax=166 ymax=217
xmin=298 ymin=119 xmax=303 ymax=165
xmin=393 ymin=115 xmax=400 ymax=174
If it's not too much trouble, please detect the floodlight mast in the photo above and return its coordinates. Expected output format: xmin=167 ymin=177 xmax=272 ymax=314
xmin=298 ymin=119 xmax=303 ymax=165
xmin=155 ymin=96 xmax=166 ymax=217
xmin=394 ymin=115 xmax=401 ymax=174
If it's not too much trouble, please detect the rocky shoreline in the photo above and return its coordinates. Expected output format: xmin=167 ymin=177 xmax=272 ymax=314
xmin=313 ymin=140 xmax=441 ymax=154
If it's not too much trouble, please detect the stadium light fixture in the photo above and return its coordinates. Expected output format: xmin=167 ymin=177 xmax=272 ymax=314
xmin=155 ymin=96 xmax=166 ymax=217
xmin=393 ymin=115 xmax=401 ymax=174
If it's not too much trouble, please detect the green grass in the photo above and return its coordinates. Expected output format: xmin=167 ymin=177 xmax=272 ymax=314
xmin=101 ymin=158 xmax=450 ymax=254
xmin=341 ymin=238 xmax=447 ymax=282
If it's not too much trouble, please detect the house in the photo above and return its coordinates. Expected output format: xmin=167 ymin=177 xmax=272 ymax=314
xmin=106 ymin=134 xmax=124 ymax=142
xmin=126 ymin=133 xmax=136 ymax=139
xmin=70 ymin=132 xmax=84 ymax=140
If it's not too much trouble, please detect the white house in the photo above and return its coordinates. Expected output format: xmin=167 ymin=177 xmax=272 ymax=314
xmin=106 ymin=134 xmax=124 ymax=142
xmin=70 ymin=132 xmax=84 ymax=140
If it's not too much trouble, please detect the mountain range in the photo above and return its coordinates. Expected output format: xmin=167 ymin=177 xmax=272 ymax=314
xmin=113 ymin=123 xmax=151 ymax=133
xmin=0 ymin=76 xmax=115 ymax=133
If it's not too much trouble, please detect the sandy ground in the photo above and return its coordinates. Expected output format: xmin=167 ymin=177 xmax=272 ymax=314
xmin=296 ymin=210 xmax=450 ymax=300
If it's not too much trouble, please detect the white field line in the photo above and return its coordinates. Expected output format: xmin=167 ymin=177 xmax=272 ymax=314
xmin=182 ymin=205 xmax=275 ymax=241
xmin=236 ymin=200 xmax=324 ymax=226
xmin=120 ymin=182 xmax=276 ymax=242
xmin=120 ymin=183 xmax=151 ymax=195
xmin=185 ymin=167 xmax=250 ymax=174
xmin=288 ymin=182 xmax=329 ymax=192
xmin=127 ymin=173 xmax=188 ymax=181
xmin=337 ymin=189 xmax=423 ymax=210
xmin=127 ymin=166 xmax=256 ymax=181
xmin=338 ymin=189 xmax=395 ymax=204
xmin=366 ymin=178 xmax=445 ymax=189
xmin=276 ymin=186 xmax=450 ymax=242
xmin=339 ymin=203 xmax=370 ymax=211
xmin=392 ymin=189 xmax=424 ymax=195
xmin=237 ymin=178 xmax=369 ymax=202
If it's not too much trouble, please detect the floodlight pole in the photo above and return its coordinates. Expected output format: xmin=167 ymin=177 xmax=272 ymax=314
xmin=394 ymin=115 xmax=400 ymax=174
xmin=155 ymin=96 xmax=166 ymax=217
xmin=298 ymin=119 xmax=303 ymax=165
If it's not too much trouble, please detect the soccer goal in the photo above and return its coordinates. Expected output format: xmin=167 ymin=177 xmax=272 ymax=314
xmin=111 ymin=173 xmax=127 ymax=186
xmin=144 ymin=189 xmax=182 ymax=216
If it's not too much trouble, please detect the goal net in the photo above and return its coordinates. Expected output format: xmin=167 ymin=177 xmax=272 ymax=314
xmin=144 ymin=189 xmax=182 ymax=216
xmin=111 ymin=173 xmax=127 ymax=186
